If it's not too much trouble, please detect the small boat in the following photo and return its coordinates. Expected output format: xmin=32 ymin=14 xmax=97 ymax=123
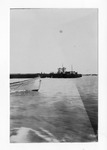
xmin=10 ymin=77 xmax=41 ymax=93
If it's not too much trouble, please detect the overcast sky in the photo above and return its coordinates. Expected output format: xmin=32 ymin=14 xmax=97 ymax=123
xmin=10 ymin=8 xmax=98 ymax=74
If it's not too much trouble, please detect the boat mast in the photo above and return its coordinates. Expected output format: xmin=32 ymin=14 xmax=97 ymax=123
xmin=71 ymin=65 xmax=73 ymax=72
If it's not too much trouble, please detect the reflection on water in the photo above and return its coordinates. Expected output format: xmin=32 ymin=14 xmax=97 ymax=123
xmin=10 ymin=76 xmax=98 ymax=142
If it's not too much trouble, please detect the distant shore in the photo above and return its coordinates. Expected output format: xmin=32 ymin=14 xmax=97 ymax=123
xmin=82 ymin=74 xmax=98 ymax=76
xmin=10 ymin=73 xmax=98 ymax=78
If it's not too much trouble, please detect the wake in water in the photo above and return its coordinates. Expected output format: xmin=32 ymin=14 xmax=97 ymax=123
xmin=10 ymin=127 xmax=59 ymax=143
xmin=10 ymin=126 xmax=97 ymax=143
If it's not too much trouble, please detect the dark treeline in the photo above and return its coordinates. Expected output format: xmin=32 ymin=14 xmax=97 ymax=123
xmin=10 ymin=73 xmax=82 ymax=78
xmin=10 ymin=73 xmax=97 ymax=79
xmin=10 ymin=73 xmax=51 ymax=78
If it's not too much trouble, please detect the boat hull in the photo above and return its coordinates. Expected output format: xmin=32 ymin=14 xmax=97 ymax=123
xmin=10 ymin=77 xmax=41 ymax=93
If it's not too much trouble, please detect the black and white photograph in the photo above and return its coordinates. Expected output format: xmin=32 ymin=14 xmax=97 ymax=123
xmin=10 ymin=8 xmax=98 ymax=143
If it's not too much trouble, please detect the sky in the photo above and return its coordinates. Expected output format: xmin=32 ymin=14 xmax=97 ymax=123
xmin=10 ymin=8 xmax=98 ymax=74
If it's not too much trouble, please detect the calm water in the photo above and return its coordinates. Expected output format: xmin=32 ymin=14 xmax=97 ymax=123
xmin=10 ymin=76 xmax=98 ymax=143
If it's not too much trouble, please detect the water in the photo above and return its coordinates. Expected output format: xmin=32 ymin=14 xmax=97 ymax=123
xmin=10 ymin=76 xmax=98 ymax=143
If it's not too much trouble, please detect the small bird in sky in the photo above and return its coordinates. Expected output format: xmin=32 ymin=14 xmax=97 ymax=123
xmin=59 ymin=30 xmax=63 ymax=33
